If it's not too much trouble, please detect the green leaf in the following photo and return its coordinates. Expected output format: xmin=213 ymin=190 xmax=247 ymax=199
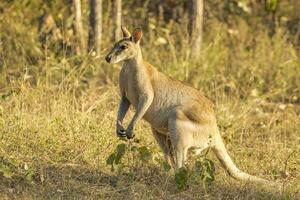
xmin=162 ymin=161 xmax=171 ymax=172
xmin=266 ymin=0 xmax=278 ymax=12
xmin=0 ymin=164 xmax=13 ymax=178
xmin=106 ymin=153 xmax=116 ymax=165
xmin=282 ymin=194 xmax=294 ymax=200
xmin=130 ymin=145 xmax=138 ymax=152
xmin=204 ymin=158 xmax=215 ymax=172
xmin=138 ymin=146 xmax=152 ymax=162
xmin=204 ymin=170 xmax=214 ymax=180
xmin=193 ymin=157 xmax=215 ymax=188
xmin=203 ymin=147 xmax=211 ymax=157
xmin=115 ymin=144 xmax=126 ymax=164
xmin=195 ymin=160 xmax=203 ymax=174
xmin=25 ymin=168 xmax=36 ymax=182
xmin=175 ymin=167 xmax=188 ymax=190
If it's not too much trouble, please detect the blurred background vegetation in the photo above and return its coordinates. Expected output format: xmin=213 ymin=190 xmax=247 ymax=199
xmin=0 ymin=0 xmax=299 ymax=199
xmin=0 ymin=0 xmax=299 ymax=102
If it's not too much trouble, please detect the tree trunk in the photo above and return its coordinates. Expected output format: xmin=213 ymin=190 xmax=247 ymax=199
xmin=114 ymin=0 xmax=122 ymax=40
xmin=189 ymin=0 xmax=203 ymax=59
xmin=73 ymin=0 xmax=85 ymax=55
xmin=89 ymin=0 xmax=102 ymax=54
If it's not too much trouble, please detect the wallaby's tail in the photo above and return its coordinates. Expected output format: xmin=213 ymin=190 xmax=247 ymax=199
xmin=212 ymin=134 xmax=272 ymax=185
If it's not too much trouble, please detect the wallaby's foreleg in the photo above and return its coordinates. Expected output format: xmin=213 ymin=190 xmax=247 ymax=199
xmin=116 ymin=96 xmax=131 ymax=137
xmin=151 ymin=128 xmax=175 ymax=167
xmin=126 ymin=94 xmax=153 ymax=139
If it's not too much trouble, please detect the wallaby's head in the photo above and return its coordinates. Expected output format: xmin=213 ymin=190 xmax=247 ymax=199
xmin=105 ymin=26 xmax=142 ymax=64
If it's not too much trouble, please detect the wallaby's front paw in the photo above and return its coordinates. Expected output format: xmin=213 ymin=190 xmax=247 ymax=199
xmin=126 ymin=133 xmax=135 ymax=139
xmin=126 ymin=126 xmax=135 ymax=139
xmin=116 ymin=123 xmax=126 ymax=138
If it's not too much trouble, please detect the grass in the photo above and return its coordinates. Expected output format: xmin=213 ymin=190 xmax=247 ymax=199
xmin=0 ymin=79 xmax=299 ymax=199
xmin=0 ymin=2 xmax=300 ymax=198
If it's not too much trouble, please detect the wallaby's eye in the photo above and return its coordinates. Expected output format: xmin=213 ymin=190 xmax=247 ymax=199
xmin=120 ymin=45 xmax=127 ymax=50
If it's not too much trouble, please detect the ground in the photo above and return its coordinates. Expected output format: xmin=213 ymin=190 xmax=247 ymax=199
xmin=0 ymin=86 xmax=299 ymax=199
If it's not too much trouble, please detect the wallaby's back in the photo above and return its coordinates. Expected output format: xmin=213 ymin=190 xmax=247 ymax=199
xmin=133 ymin=61 xmax=216 ymax=130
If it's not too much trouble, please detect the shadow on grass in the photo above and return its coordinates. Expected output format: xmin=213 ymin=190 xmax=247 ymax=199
xmin=0 ymin=165 xmax=286 ymax=200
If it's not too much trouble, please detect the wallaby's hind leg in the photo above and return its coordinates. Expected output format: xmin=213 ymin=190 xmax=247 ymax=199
xmin=168 ymin=112 xmax=195 ymax=169
xmin=174 ymin=145 xmax=189 ymax=169
xmin=168 ymin=107 xmax=213 ymax=170
xmin=151 ymin=128 xmax=175 ymax=167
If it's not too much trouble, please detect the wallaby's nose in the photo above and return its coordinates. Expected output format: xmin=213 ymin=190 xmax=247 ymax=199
xmin=105 ymin=55 xmax=112 ymax=63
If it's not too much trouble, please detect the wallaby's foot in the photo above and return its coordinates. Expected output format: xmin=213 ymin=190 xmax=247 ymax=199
xmin=126 ymin=134 xmax=135 ymax=139
xmin=126 ymin=125 xmax=135 ymax=139
xmin=116 ymin=122 xmax=127 ymax=138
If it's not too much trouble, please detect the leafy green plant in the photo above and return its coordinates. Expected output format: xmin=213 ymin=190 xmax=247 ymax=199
xmin=107 ymin=142 xmax=216 ymax=192
xmin=106 ymin=143 xmax=127 ymax=172
xmin=0 ymin=163 xmax=13 ymax=178
xmin=0 ymin=158 xmax=37 ymax=183
xmin=194 ymin=157 xmax=215 ymax=192
xmin=137 ymin=146 xmax=152 ymax=162
xmin=266 ymin=0 xmax=278 ymax=12
xmin=161 ymin=160 xmax=172 ymax=172
xmin=175 ymin=167 xmax=189 ymax=190
xmin=24 ymin=165 xmax=36 ymax=182
xmin=193 ymin=149 xmax=215 ymax=193
xmin=174 ymin=148 xmax=215 ymax=192
xmin=106 ymin=141 xmax=153 ymax=172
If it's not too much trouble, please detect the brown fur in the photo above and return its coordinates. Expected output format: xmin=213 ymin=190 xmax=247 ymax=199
xmin=105 ymin=27 xmax=277 ymax=188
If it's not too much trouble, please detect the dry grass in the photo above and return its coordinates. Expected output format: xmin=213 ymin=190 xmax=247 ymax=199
xmin=1 ymin=2 xmax=300 ymax=198
xmin=0 ymin=82 xmax=299 ymax=199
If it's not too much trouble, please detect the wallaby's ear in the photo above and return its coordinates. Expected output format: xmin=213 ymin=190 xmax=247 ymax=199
xmin=132 ymin=28 xmax=142 ymax=43
xmin=121 ymin=26 xmax=131 ymax=38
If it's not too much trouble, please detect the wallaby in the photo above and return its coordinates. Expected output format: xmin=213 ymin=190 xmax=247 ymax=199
xmin=105 ymin=26 xmax=274 ymax=186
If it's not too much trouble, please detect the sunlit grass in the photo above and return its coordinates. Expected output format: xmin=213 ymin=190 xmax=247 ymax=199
xmin=0 ymin=2 xmax=300 ymax=198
